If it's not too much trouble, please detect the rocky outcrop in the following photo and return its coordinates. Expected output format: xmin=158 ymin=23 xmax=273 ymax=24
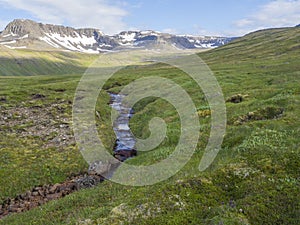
xmin=226 ymin=94 xmax=249 ymax=103
xmin=234 ymin=107 xmax=284 ymax=125
xmin=1 ymin=19 xmax=101 ymax=39
xmin=0 ymin=173 xmax=104 ymax=219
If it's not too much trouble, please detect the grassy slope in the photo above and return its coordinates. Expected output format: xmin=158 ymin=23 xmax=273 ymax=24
xmin=0 ymin=27 xmax=300 ymax=224
xmin=0 ymin=46 xmax=97 ymax=76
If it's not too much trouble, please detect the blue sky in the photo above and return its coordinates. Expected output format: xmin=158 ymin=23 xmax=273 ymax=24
xmin=0 ymin=0 xmax=299 ymax=36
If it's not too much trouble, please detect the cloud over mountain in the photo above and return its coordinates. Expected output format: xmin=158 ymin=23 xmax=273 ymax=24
xmin=0 ymin=0 xmax=128 ymax=34
xmin=234 ymin=0 xmax=300 ymax=34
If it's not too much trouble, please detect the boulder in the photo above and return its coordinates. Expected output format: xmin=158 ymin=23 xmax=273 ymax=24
xmin=113 ymin=149 xmax=137 ymax=160
xmin=88 ymin=160 xmax=120 ymax=176
xmin=226 ymin=94 xmax=244 ymax=103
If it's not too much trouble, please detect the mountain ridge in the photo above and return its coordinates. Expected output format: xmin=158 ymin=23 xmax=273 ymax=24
xmin=0 ymin=19 xmax=236 ymax=53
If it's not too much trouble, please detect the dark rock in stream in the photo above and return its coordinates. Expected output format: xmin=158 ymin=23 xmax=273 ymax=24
xmin=113 ymin=149 xmax=137 ymax=162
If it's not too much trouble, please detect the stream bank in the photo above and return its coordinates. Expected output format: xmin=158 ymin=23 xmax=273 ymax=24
xmin=0 ymin=93 xmax=137 ymax=219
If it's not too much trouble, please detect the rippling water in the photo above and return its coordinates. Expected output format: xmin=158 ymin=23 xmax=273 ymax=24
xmin=110 ymin=93 xmax=136 ymax=161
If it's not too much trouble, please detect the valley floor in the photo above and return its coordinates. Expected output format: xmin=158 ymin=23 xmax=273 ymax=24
xmin=0 ymin=26 xmax=300 ymax=224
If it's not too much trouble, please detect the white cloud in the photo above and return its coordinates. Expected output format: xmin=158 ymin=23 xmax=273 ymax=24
xmin=234 ymin=0 xmax=300 ymax=35
xmin=234 ymin=19 xmax=253 ymax=28
xmin=162 ymin=28 xmax=178 ymax=34
xmin=192 ymin=24 xmax=223 ymax=37
xmin=0 ymin=0 xmax=129 ymax=34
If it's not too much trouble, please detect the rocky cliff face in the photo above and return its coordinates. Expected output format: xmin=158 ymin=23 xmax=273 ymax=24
xmin=0 ymin=19 xmax=235 ymax=53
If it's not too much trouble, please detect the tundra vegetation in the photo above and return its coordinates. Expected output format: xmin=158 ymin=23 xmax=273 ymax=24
xmin=0 ymin=27 xmax=299 ymax=224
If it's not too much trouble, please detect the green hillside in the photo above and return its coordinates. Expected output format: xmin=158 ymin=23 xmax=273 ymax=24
xmin=0 ymin=27 xmax=299 ymax=224
xmin=0 ymin=46 xmax=97 ymax=76
xmin=201 ymin=27 xmax=300 ymax=63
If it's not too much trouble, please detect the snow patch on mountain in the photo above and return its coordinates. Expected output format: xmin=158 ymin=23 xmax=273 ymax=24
xmin=0 ymin=40 xmax=17 ymax=45
xmin=119 ymin=32 xmax=136 ymax=42
xmin=45 ymin=32 xmax=97 ymax=47
xmin=4 ymin=45 xmax=27 ymax=49
xmin=39 ymin=36 xmax=61 ymax=48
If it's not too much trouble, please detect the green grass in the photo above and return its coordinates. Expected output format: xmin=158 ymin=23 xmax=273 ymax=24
xmin=0 ymin=47 xmax=97 ymax=76
xmin=0 ymin=26 xmax=300 ymax=224
xmin=0 ymin=75 xmax=86 ymax=199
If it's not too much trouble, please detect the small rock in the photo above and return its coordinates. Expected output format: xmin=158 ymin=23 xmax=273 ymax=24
xmin=24 ymin=201 xmax=30 ymax=206
xmin=65 ymin=182 xmax=78 ymax=191
xmin=16 ymin=208 xmax=23 ymax=213
xmin=248 ymin=111 xmax=255 ymax=117
xmin=47 ymin=192 xmax=62 ymax=201
xmin=16 ymin=194 xmax=22 ymax=201
xmin=32 ymin=191 xmax=39 ymax=196
xmin=4 ymin=198 xmax=12 ymax=205
xmin=59 ymin=184 xmax=68 ymax=192
xmin=8 ymin=205 xmax=19 ymax=213
xmin=30 ymin=202 xmax=38 ymax=208
xmin=49 ymin=183 xmax=60 ymax=193
xmin=33 ymin=186 xmax=42 ymax=191
xmin=38 ymin=189 xmax=44 ymax=197
xmin=38 ymin=201 xmax=44 ymax=206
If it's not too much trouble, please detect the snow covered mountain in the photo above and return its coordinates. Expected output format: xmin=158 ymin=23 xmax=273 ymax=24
xmin=0 ymin=19 xmax=236 ymax=53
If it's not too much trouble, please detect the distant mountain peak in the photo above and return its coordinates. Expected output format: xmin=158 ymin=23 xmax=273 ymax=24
xmin=0 ymin=19 xmax=235 ymax=53
xmin=3 ymin=18 xmax=102 ymax=38
xmin=3 ymin=19 xmax=43 ymax=37
xmin=296 ymin=24 xmax=300 ymax=27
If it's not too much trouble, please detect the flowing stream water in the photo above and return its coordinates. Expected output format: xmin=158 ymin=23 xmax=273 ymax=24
xmin=109 ymin=93 xmax=137 ymax=161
